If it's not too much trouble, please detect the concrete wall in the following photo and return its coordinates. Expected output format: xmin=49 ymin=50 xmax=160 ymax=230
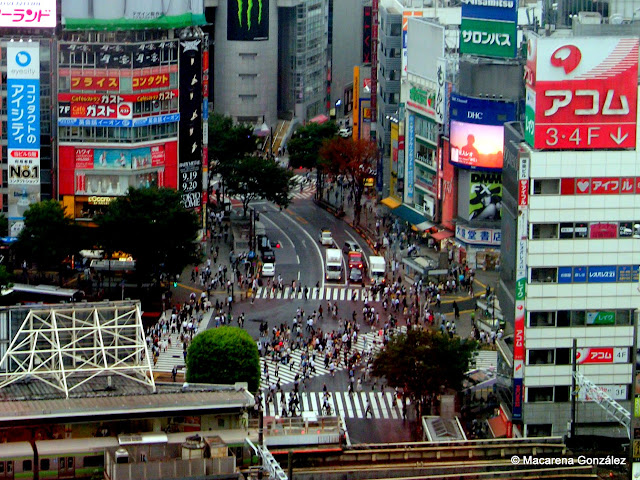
xmin=213 ymin=0 xmax=278 ymax=126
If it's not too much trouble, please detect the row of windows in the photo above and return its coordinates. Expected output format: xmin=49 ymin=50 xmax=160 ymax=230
xmin=528 ymin=347 xmax=628 ymax=366
xmin=0 ymin=455 xmax=103 ymax=473
xmin=58 ymin=124 xmax=177 ymax=143
xmin=529 ymin=310 xmax=633 ymax=327
xmin=531 ymin=221 xmax=639 ymax=239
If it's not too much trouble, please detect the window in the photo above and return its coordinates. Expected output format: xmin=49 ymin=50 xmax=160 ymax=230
xmin=529 ymin=349 xmax=554 ymax=365
xmin=559 ymin=222 xmax=574 ymax=239
xmin=528 ymin=387 xmax=554 ymax=402
xmin=617 ymin=310 xmax=632 ymax=325
xmin=60 ymin=458 xmax=65 ymax=469
xmin=555 ymin=349 xmax=571 ymax=365
xmin=531 ymin=267 xmax=557 ymax=283
xmin=83 ymin=455 xmax=104 ymax=468
xmin=532 ymin=179 xmax=560 ymax=195
xmin=6 ymin=461 xmax=11 ymax=474
xmin=22 ymin=460 xmax=32 ymax=471
xmin=529 ymin=311 xmax=555 ymax=327
xmin=527 ymin=424 xmax=553 ymax=436
xmin=555 ymin=386 xmax=570 ymax=402
xmin=0 ymin=461 xmax=5 ymax=474
xmin=531 ymin=224 xmax=558 ymax=239
xmin=557 ymin=310 xmax=570 ymax=327
xmin=571 ymin=311 xmax=586 ymax=326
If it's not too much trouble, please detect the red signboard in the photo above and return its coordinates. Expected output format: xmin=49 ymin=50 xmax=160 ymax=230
xmin=71 ymin=76 xmax=120 ymax=91
xmin=590 ymin=177 xmax=620 ymax=195
xmin=560 ymin=178 xmax=575 ymax=195
xmin=75 ymin=149 xmax=93 ymax=169
xmin=576 ymin=347 xmax=614 ymax=364
xmin=589 ymin=223 xmax=618 ymax=238
xmin=513 ymin=307 xmax=525 ymax=361
xmin=518 ymin=179 xmax=528 ymax=207
xmin=61 ymin=102 xmax=133 ymax=120
xmin=58 ymin=90 xmax=178 ymax=103
xmin=151 ymin=146 xmax=165 ymax=167
xmin=528 ymin=37 xmax=639 ymax=150
xmin=132 ymin=73 xmax=170 ymax=91
xmin=576 ymin=178 xmax=590 ymax=194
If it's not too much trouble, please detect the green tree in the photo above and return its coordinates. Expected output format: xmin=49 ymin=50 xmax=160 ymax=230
xmin=208 ymin=113 xmax=257 ymax=172
xmin=15 ymin=200 xmax=77 ymax=272
xmin=0 ymin=214 xmax=8 ymax=237
xmin=218 ymin=156 xmax=293 ymax=216
xmin=0 ymin=266 xmax=12 ymax=290
xmin=372 ymin=329 xmax=477 ymax=408
xmin=186 ymin=327 xmax=260 ymax=392
xmin=95 ymin=187 xmax=200 ymax=283
xmin=287 ymin=122 xmax=338 ymax=170
xmin=320 ymin=137 xmax=378 ymax=224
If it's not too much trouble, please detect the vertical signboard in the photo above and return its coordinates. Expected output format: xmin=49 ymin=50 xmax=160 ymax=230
xmin=405 ymin=115 xmax=416 ymax=203
xmin=227 ymin=0 xmax=269 ymax=41
xmin=525 ymin=36 xmax=639 ymax=150
xmin=512 ymin=151 xmax=529 ymax=421
xmin=179 ymin=37 xmax=203 ymax=211
xmin=202 ymin=37 xmax=210 ymax=230
xmin=363 ymin=6 xmax=372 ymax=64
xmin=7 ymin=44 xmax=41 ymax=236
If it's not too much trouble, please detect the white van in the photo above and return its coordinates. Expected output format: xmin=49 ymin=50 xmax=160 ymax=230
xmin=325 ymin=248 xmax=343 ymax=281
xmin=369 ymin=256 xmax=386 ymax=284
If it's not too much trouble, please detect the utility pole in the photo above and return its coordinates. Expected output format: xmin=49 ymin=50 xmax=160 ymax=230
xmin=570 ymin=338 xmax=577 ymax=440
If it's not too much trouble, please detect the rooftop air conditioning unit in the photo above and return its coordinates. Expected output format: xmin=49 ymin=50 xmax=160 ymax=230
xmin=577 ymin=12 xmax=602 ymax=24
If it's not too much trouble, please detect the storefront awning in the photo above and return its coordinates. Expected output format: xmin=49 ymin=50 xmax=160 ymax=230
xmin=431 ymin=229 xmax=454 ymax=241
xmin=414 ymin=221 xmax=435 ymax=231
xmin=380 ymin=197 xmax=402 ymax=209
xmin=309 ymin=114 xmax=329 ymax=124
xmin=487 ymin=415 xmax=508 ymax=438
xmin=393 ymin=204 xmax=427 ymax=226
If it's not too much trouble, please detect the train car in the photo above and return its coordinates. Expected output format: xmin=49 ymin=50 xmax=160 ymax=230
xmin=0 ymin=441 xmax=33 ymax=480
xmin=36 ymin=437 xmax=119 ymax=479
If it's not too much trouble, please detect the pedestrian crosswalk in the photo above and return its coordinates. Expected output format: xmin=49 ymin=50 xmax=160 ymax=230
xmin=259 ymin=329 xmax=390 ymax=387
xmin=253 ymin=286 xmax=383 ymax=302
xmin=290 ymin=174 xmax=316 ymax=200
xmin=261 ymin=390 xmax=408 ymax=420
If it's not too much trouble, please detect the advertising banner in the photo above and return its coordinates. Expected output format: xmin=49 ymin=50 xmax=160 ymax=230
xmin=576 ymin=347 xmax=628 ymax=364
xmin=58 ymin=113 xmax=180 ymax=128
xmin=588 ymin=265 xmax=617 ymax=283
xmin=455 ymin=225 xmax=501 ymax=245
xmin=59 ymin=102 xmax=133 ymax=120
xmin=179 ymin=37 xmax=203 ymax=210
xmin=449 ymin=94 xmax=516 ymax=170
xmin=405 ymin=115 xmax=415 ymax=202
xmin=58 ymin=90 xmax=179 ymax=104
xmin=61 ymin=0 xmax=205 ymax=30
xmin=461 ymin=0 xmax=517 ymax=21
xmin=436 ymin=58 xmax=447 ymax=124
xmin=0 ymin=0 xmax=56 ymax=28
xmin=586 ymin=310 xmax=616 ymax=325
xmin=227 ymin=0 xmax=269 ymax=41
xmin=525 ymin=36 xmax=639 ymax=150
xmin=407 ymin=85 xmax=439 ymax=123
xmin=74 ymin=146 xmax=165 ymax=170
xmin=512 ymin=378 xmax=523 ymax=420
xmin=469 ymin=172 xmax=502 ymax=220
xmin=440 ymin=138 xmax=456 ymax=231
xmin=132 ymin=73 xmax=170 ymax=91
xmin=7 ymin=44 xmax=41 ymax=236
xmin=460 ymin=18 xmax=516 ymax=58
xmin=71 ymin=76 xmax=120 ymax=91
xmin=363 ymin=6 xmax=372 ymax=64
xmin=578 ymin=385 xmax=627 ymax=402
xmin=60 ymin=41 xmax=178 ymax=70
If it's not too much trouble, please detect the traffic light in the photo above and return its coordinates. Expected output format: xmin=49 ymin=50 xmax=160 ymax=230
xmin=275 ymin=242 xmax=281 ymax=249
xmin=173 ymin=281 xmax=178 ymax=288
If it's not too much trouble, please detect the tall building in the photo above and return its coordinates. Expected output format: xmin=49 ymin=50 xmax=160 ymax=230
xmin=498 ymin=32 xmax=639 ymax=439
xmin=377 ymin=5 xmax=402 ymax=153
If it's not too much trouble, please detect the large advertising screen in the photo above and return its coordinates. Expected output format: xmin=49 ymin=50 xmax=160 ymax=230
xmin=7 ymin=44 xmax=41 ymax=237
xmin=227 ymin=0 xmax=269 ymax=41
xmin=450 ymin=94 xmax=516 ymax=171
xmin=525 ymin=36 xmax=639 ymax=150
xmin=61 ymin=0 xmax=205 ymax=30
xmin=0 ymin=0 xmax=56 ymax=28
xmin=469 ymin=172 xmax=502 ymax=220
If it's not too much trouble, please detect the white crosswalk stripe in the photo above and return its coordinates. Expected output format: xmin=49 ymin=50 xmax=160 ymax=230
xmin=290 ymin=175 xmax=316 ymax=200
xmin=253 ymin=286 xmax=382 ymax=302
xmin=261 ymin=391 xmax=406 ymax=419
xmin=150 ymin=333 xmax=189 ymax=373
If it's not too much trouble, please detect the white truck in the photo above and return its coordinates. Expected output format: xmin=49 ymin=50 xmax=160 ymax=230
xmin=369 ymin=256 xmax=386 ymax=284
xmin=325 ymin=248 xmax=343 ymax=281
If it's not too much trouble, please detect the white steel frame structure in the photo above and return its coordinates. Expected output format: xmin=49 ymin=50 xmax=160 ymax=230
xmin=0 ymin=302 xmax=155 ymax=397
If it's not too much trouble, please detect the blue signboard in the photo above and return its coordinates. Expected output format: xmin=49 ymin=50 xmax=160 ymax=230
xmin=558 ymin=267 xmax=572 ymax=284
xmin=450 ymin=94 xmax=517 ymax=126
xmin=617 ymin=265 xmax=632 ymax=282
xmin=573 ymin=266 xmax=587 ymax=283
xmin=406 ymin=115 xmax=415 ymax=201
xmin=587 ymin=265 xmax=617 ymax=283
xmin=58 ymin=113 xmax=180 ymax=128
xmin=461 ymin=0 xmax=518 ymax=22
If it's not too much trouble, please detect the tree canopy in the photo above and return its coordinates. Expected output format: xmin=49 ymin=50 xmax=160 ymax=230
xmin=15 ymin=200 xmax=78 ymax=271
xmin=95 ymin=187 xmax=200 ymax=282
xmin=320 ymin=137 xmax=378 ymax=224
xmin=208 ymin=113 xmax=257 ymax=171
xmin=287 ymin=122 xmax=338 ymax=170
xmin=186 ymin=327 xmax=260 ymax=393
xmin=218 ymin=156 xmax=294 ymax=216
xmin=372 ymin=329 xmax=477 ymax=401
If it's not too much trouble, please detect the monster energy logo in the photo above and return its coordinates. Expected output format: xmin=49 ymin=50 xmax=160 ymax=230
xmin=236 ymin=0 xmax=264 ymax=30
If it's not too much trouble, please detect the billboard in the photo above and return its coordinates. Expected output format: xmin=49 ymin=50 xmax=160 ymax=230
xmin=60 ymin=41 xmax=179 ymax=70
xmin=59 ymin=102 xmax=133 ymax=120
xmin=405 ymin=115 xmax=416 ymax=202
xmin=460 ymin=18 xmax=517 ymax=58
xmin=0 ymin=0 xmax=56 ymax=28
xmin=469 ymin=172 xmax=502 ymax=220
xmin=7 ymin=44 xmax=41 ymax=236
xmin=450 ymin=94 xmax=516 ymax=170
xmin=75 ymin=146 xmax=165 ymax=170
xmin=227 ymin=0 xmax=269 ymax=41
xmin=58 ymin=113 xmax=180 ymax=128
xmin=179 ymin=37 xmax=203 ymax=210
xmin=461 ymin=0 xmax=518 ymax=22
xmin=61 ymin=0 xmax=205 ymax=30
xmin=576 ymin=347 xmax=628 ymax=364
xmin=406 ymin=18 xmax=444 ymax=82
xmin=363 ymin=6 xmax=372 ymax=64
xmin=402 ymin=11 xmax=423 ymax=78
xmin=524 ymin=36 xmax=639 ymax=150
xmin=440 ymin=138 xmax=456 ymax=231
xmin=58 ymin=90 xmax=179 ymax=103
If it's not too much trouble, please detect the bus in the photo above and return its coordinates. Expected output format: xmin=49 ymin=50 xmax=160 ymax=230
xmin=1 ymin=283 xmax=85 ymax=305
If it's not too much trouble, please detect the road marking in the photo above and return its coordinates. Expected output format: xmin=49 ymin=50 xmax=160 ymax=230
xmin=385 ymin=392 xmax=399 ymax=419
xmin=296 ymin=254 xmax=300 ymax=263
xmin=310 ymin=392 xmax=318 ymax=413
xmin=279 ymin=208 xmax=325 ymax=290
xmin=319 ymin=288 xmax=324 ymax=300
xmin=339 ymin=288 xmax=346 ymax=301
xmin=260 ymin=211 xmax=296 ymax=250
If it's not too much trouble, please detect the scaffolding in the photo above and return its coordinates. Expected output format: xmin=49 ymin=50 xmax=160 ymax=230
xmin=0 ymin=302 xmax=155 ymax=398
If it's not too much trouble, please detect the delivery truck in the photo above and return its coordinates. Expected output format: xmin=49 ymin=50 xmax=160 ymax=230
xmin=325 ymin=248 xmax=343 ymax=281
xmin=369 ymin=255 xmax=386 ymax=284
